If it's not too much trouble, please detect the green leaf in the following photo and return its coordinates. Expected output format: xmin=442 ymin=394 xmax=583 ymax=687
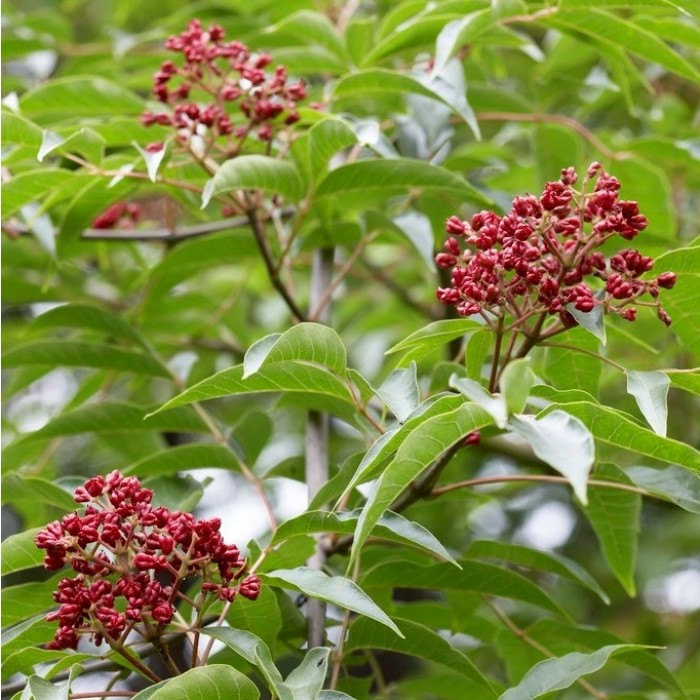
xmin=466 ymin=540 xmax=609 ymax=604
xmin=2 ymin=341 xmax=168 ymax=377
xmin=500 ymin=359 xmax=534 ymax=415
xmin=567 ymin=304 xmax=607 ymax=345
xmin=29 ymin=303 xmax=145 ymax=346
xmin=433 ymin=10 xmax=497 ymax=71
xmin=131 ymin=665 xmax=260 ymax=700
xmin=362 ymin=559 xmax=570 ymax=618
xmin=626 ymin=370 xmax=670 ymax=436
xmin=243 ymin=323 xmax=347 ymax=378
xmin=499 ymin=644 xmax=653 ymax=700
xmin=266 ymin=10 xmax=349 ymax=63
xmin=376 ymin=362 xmax=420 ymax=423
xmin=10 ymin=402 xmax=208 ymax=444
xmin=450 ymin=376 xmax=508 ymax=428
xmin=1 ymin=111 xmax=42 ymax=149
xmin=200 ymin=628 xmax=285 ymax=697
xmin=544 ymin=328 xmax=602 ymax=396
xmin=284 ymin=647 xmax=331 ymax=700
xmin=542 ymin=401 xmax=700 ymax=471
xmin=202 ymin=156 xmax=303 ymax=207
xmin=1 ymin=575 xmax=63 ymax=627
xmin=339 ymin=394 xmax=467 ymax=499
xmin=583 ymin=464 xmax=640 ymax=596
xmin=264 ymin=567 xmax=403 ymax=637
xmin=1 ymin=474 xmax=76 ymax=512
xmin=386 ymin=319 xmax=485 ymax=359
xmin=547 ymin=10 xmax=700 ymax=83
xmin=627 ymin=465 xmax=700 ymax=513
xmin=315 ymin=158 xmax=491 ymax=208
xmin=21 ymin=75 xmax=144 ymax=122
xmin=347 ymin=617 xmax=497 ymax=694
xmin=151 ymin=363 xmax=358 ymax=425
xmin=667 ymin=370 xmax=700 ymax=396
xmin=0 ymin=528 xmax=44 ymax=575
xmin=333 ymin=69 xmax=479 ymax=136
xmin=1 ymin=168 xmax=77 ymax=219
xmin=124 ymin=444 xmax=241 ymax=477
xmin=28 ymin=665 xmax=82 ymax=700
xmin=2 ymin=648 xmax=92 ymax=682
xmin=351 ymin=402 xmax=494 ymax=561
xmin=38 ymin=127 xmax=105 ymax=164
xmin=508 ymin=410 xmax=595 ymax=505
xmin=306 ymin=117 xmax=358 ymax=178
xmin=271 ymin=509 xmax=459 ymax=566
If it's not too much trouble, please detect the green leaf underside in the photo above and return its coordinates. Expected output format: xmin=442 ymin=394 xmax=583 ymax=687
xmin=627 ymin=465 xmax=700 ymax=513
xmin=543 ymin=401 xmax=700 ymax=471
xmin=499 ymin=644 xmax=655 ymax=700
xmin=264 ymin=567 xmax=403 ymax=637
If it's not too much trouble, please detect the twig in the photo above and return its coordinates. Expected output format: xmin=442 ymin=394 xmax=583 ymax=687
xmin=329 ymin=555 xmax=362 ymax=689
xmin=474 ymin=112 xmax=627 ymax=162
xmin=484 ymin=598 xmax=606 ymax=699
xmin=245 ymin=208 xmax=307 ymax=322
xmin=431 ymin=474 xmax=651 ymax=498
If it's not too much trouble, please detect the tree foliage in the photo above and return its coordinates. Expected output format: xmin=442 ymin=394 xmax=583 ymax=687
xmin=2 ymin=1 xmax=699 ymax=699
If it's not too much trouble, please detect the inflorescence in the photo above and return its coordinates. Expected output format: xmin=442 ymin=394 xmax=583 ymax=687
xmin=141 ymin=20 xmax=307 ymax=152
xmin=436 ymin=163 xmax=676 ymax=333
xmin=35 ymin=470 xmax=260 ymax=650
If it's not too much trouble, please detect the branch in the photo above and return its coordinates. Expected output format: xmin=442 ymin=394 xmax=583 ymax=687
xmin=245 ymin=208 xmax=307 ymax=322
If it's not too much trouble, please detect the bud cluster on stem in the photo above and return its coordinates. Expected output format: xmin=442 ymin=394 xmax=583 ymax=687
xmin=141 ymin=20 xmax=307 ymax=155
xmin=35 ymin=470 xmax=260 ymax=662
xmin=436 ymin=163 xmax=676 ymax=336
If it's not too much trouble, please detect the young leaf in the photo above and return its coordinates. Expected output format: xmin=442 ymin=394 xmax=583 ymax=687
xmin=131 ymin=665 xmax=260 ymax=700
xmin=386 ymin=319 xmax=485 ymax=359
xmin=450 ymin=376 xmax=508 ymax=428
xmin=347 ymin=617 xmax=497 ymax=694
xmin=499 ymin=359 xmax=534 ymax=416
xmin=284 ymin=647 xmax=331 ymax=700
xmin=508 ymin=411 xmax=595 ymax=505
xmin=499 ymin=644 xmax=654 ymax=700
xmin=264 ymin=567 xmax=403 ymax=637
xmin=202 ymin=156 xmax=303 ymax=207
xmin=626 ymin=370 xmax=670 ymax=436
xmin=350 ymin=402 xmax=494 ymax=561
xmin=583 ymin=464 xmax=640 ymax=596
xmin=376 ymin=362 xmax=421 ymax=422
xmin=243 ymin=323 xmax=347 ymax=378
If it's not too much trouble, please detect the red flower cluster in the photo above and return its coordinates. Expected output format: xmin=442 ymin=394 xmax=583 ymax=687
xmin=436 ymin=163 xmax=676 ymax=328
xmin=36 ymin=470 xmax=260 ymax=650
xmin=91 ymin=201 xmax=141 ymax=230
xmin=141 ymin=20 xmax=307 ymax=147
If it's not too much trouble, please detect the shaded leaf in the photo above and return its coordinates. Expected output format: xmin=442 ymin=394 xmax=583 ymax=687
xmin=1 ymin=474 xmax=76 ymax=512
xmin=583 ymin=464 xmax=640 ymax=596
xmin=124 ymin=444 xmax=241 ymax=477
xmin=347 ymin=617 xmax=496 ymax=694
xmin=627 ymin=465 xmax=700 ymax=513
